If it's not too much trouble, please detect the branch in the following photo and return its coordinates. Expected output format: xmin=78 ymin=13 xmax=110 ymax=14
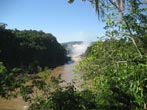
xmin=109 ymin=0 xmax=143 ymax=58
xmin=123 ymin=20 xmax=143 ymax=58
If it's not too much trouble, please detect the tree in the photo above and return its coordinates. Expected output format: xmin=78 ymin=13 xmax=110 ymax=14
xmin=68 ymin=0 xmax=147 ymax=15
xmin=68 ymin=0 xmax=125 ymax=16
xmin=0 ymin=23 xmax=7 ymax=29
xmin=75 ymin=0 xmax=147 ymax=109
xmin=0 ymin=62 xmax=26 ymax=98
xmin=0 ymin=29 xmax=67 ymax=73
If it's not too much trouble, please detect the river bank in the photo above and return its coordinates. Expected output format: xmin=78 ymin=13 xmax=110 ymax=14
xmin=0 ymin=65 xmax=64 ymax=110
xmin=0 ymin=60 xmax=79 ymax=110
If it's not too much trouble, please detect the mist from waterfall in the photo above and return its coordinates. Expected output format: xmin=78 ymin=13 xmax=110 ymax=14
xmin=61 ymin=41 xmax=91 ymax=83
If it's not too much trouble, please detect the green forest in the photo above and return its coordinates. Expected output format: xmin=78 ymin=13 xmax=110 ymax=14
xmin=0 ymin=26 xmax=67 ymax=98
xmin=0 ymin=28 xmax=67 ymax=71
xmin=0 ymin=0 xmax=147 ymax=110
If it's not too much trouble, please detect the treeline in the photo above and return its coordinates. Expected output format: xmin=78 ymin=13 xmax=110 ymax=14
xmin=0 ymin=28 xmax=67 ymax=73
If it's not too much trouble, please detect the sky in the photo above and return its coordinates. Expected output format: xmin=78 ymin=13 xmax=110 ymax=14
xmin=0 ymin=0 xmax=105 ymax=43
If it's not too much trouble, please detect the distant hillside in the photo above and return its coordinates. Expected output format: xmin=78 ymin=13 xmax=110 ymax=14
xmin=0 ymin=28 xmax=67 ymax=73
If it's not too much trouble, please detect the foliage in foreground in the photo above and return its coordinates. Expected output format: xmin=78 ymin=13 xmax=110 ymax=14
xmin=77 ymin=39 xmax=147 ymax=109
xmin=0 ymin=62 xmax=27 ymax=98
xmin=20 ymin=72 xmax=97 ymax=110
xmin=76 ymin=1 xmax=147 ymax=109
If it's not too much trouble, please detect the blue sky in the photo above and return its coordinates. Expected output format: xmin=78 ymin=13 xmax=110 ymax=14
xmin=0 ymin=0 xmax=105 ymax=43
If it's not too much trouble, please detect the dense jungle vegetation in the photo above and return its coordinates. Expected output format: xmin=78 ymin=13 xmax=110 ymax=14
xmin=0 ymin=28 xmax=67 ymax=71
xmin=0 ymin=0 xmax=147 ymax=110
xmin=0 ymin=27 xmax=67 ymax=97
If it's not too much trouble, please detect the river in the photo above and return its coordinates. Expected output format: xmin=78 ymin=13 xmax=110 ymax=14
xmin=0 ymin=42 xmax=88 ymax=110
xmin=0 ymin=59 xmax=80 ymax=110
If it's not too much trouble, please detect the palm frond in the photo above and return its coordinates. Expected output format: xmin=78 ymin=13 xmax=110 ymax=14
xmin=95 ymin=0 xmax=100 ymax=15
